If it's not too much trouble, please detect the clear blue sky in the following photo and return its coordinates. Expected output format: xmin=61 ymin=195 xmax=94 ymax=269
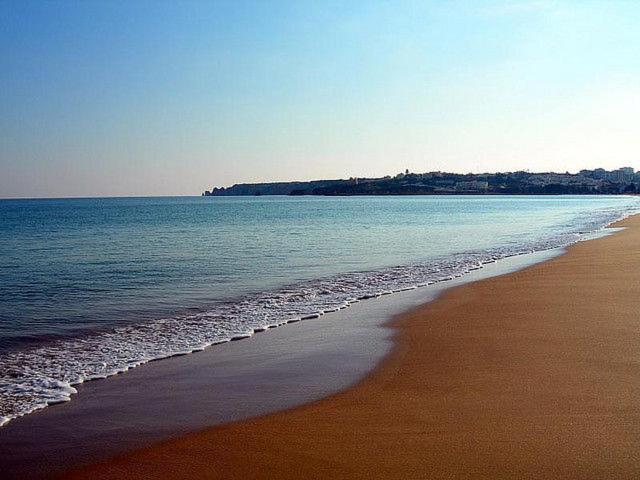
xmin=1 ymin=1 xmax=639 ymax=197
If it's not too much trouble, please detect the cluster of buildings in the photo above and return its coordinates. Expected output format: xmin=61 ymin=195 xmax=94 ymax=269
xmin=579 ymin=167 xmax=636 ymax=183
xmin=399 ymin=168 xmax=639 ymax=194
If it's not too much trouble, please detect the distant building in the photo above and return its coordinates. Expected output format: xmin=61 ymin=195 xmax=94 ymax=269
xmin=620 ymin=167 xmax=635 ymax=182
xmin=606 ymin=168 xmax=635 ymax=183
xmin=455 ymin=180 xmax=488 ymax=192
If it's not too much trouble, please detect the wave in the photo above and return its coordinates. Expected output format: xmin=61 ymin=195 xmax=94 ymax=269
xmin=0 ymin=204 xmax=637 ymax=427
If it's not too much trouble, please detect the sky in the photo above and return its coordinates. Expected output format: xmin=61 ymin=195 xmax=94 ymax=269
xmin=1 ymin=1 xmax=640 ymax=198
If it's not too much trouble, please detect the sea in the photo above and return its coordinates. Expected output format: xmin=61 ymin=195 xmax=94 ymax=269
xmin=1 ymin=195 xmax=639 ymax=426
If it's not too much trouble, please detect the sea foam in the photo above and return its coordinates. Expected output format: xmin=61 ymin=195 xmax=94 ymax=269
xmin=0 ymin=205 xmax=637 ymax=427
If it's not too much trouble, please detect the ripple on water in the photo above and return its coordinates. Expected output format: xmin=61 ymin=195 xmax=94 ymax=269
xmin=0 ymin=206 xmax=636 ymax=426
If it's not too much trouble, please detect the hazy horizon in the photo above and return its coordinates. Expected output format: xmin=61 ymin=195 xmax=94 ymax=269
xmin=2 ymin=1 xmax=640 ymax=198
xmin=1 ymin=165 xmax=638 ymax=199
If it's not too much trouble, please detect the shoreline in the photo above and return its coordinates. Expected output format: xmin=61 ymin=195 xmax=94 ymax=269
xmin=7 ymin=201 xmax=620 ymax=430
xmin=64 ymin=215 xmax=640 ymax=479
xmin=0 ymin=247 xmax=562 ymax=479
xmin=0 ymin=213 xmax=624 ymax=431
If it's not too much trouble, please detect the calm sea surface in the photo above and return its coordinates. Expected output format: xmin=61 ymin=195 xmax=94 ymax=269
xmin=1 ymin=195 xmax=638 ymax=425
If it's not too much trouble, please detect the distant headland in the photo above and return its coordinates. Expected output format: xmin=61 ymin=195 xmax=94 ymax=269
xmin=203 ymin=167 xmax=639 ymax=196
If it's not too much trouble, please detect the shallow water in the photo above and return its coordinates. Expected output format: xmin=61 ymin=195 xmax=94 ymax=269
xmin=1 ymin=195 xmax=638 ymax=425
xmin=0 ymin=247 xmax=568 ymax=479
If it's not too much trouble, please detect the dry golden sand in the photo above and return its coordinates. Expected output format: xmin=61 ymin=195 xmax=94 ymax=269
xmin=63 ymin=216 xmax=640 ymax=479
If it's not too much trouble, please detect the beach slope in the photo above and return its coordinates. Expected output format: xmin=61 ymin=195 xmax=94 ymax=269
xmin=64 ymin=216 xmax=640 ymax=479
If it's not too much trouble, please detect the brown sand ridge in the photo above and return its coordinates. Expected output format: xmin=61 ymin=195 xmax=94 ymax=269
xmin=64 ymin=216 xmax=640 ymax=479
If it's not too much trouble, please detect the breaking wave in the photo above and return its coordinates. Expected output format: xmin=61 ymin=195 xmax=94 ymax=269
xmin=0 ymin=204 xmax=637 ymax=427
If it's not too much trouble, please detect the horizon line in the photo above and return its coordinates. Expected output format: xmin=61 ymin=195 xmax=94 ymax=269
xmin=2 ymin=166 xmax=638 ymax=200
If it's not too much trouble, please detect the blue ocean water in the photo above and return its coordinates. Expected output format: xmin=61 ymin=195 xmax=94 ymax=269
xmin=0 ymin=195 xmax=638 ymax=425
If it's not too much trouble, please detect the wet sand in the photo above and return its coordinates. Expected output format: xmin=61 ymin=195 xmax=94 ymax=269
xmin=0 ymin=247 xmax=556 ymax=480
xmin=64 ymin=216 xmax=640 ymax=479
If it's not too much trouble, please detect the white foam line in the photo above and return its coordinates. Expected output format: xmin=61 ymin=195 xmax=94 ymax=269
xmin=2 ymin=204 xmax=639 ymax=428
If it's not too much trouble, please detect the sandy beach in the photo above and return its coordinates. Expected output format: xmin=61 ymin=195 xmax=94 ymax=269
xmin=63 ymin=215 xmax=640 ymax=479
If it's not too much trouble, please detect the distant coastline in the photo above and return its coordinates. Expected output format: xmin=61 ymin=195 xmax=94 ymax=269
xmin=203 ymin=167 xmax=639 ymax=196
